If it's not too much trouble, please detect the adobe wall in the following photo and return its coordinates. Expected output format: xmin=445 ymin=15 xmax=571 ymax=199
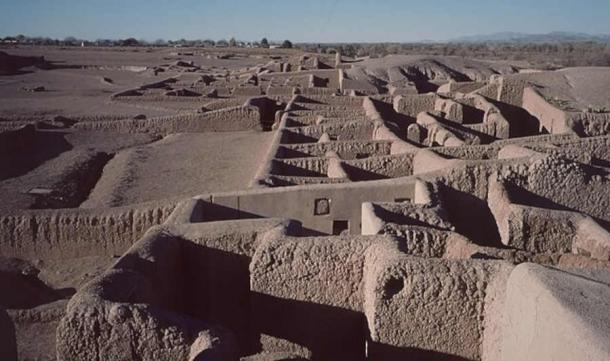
xmin=266 ymin=85 xmax=295 ymax=96
xmin=73 ymin=106 xmax=261 ymax=134
xmin=198 ymin=179 xmax=416 ymax=235
xmin=363 ymin=245 xmax=514 ymax=361
xmin=0 ymin=201 xmax=177 ymax=260
xmin=290 ymin=108 xmax=366 ymax=118
xmin=501 ymin=264 xmax=610 ymax=361
xmin=488 ymin=177 xmax=578 ymax=253
xmin=468 ymin=94 xmax=510 ymax=139
xmin=233 ymin=85 xmax=264 ymax=96
xmin=434 ymin=97 xmax=464 ymax=123
xmin=361 ymin=203 xmax=454 ymax=257
xmin=260 ymin=69 xmax=340 ymax=90
xmin=416 ymin=112 xmax=467 ymax=147
xmin=271 ymin=157 xmax=328 ymax=177
xmin=343 ymin=153 xmax=414 ymax=179
xmin=437 ymin=81 xmax=486 ymax=94
xmin=475 ymin=82 xmax=501 ymax=100
xmin=393 ymin=93 xmax=437 ymax=118
xmin=340 ymin=77 xmax=380 ymax=95
xmin=364 ymin=97 xmax=421 ymax=153
xmin=57 ymin=227 xmax=206 ymax=361
xmin=250 ymin=114 xmax=288 ymax=188
xmin=203 ymin=96 xmax=250 ymax=110
xmin=170 ymin=218 xmax=295 ymax=353
xmin=300 ymin=87 xmax=337 ymax=96
xmin=265 ymin=175 xmax=349 ymax=186
xmin=212 ymin=146 xmax=544 ymax=240
xmin=526 ymin=155 xmax=609 ymax=223
xmin=250 ymin=234 xmax=391 ymax=359
xmin=496 ymin=76 xmax=530 ymax=106
xmin=570 ymin=111 xmax=610 ymax=137
xmin=293 ymin=121 xmax=374 ymax=141
xmin=277 ymin=140 xmax=392 ymax=159
xmin=372 ymin=200 xmax=452 ymax=232
xmin=430 ymin=133 xmax=580 ymax=160
xmin=522 ymin=87 xmax=572 ymax=134
xmin=530 ymin=134 xmax=610 ymax=162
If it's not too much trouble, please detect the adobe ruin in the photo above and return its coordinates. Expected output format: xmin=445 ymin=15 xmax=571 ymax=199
xmin=0 ymin=47 xmax=608 ymax=361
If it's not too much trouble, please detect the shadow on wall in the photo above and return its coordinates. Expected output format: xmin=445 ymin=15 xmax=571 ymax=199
xmin=0 ymin=127 xmax=73 ymax=181
xmin=369 ymin=98 xmax=414 ymax=133
xmin=342 ymin=163 xmax=389 ymax=181
xmin=197 ymin=202 xmax=326 ymax=236
xmin=251 ymin=292 xmax=367 ymax=361
xmin=245 ymin=97 xmax=285 ymax=131
xmin=30 ymin=152 xmax=114 ymax=209
xmin=439 ymin=185 xmax=502 ymax=247
xmin=414 ymin=80 xmax=440 ymax=93
xmin=199 ymin=202 xmax=263 ymax=222
xmin=181 ymin=243 xmax=256 ymax=354
xmin=280 ymin=130 xmax=319 ymax=144
xmin=0 ymin=260 xmax=75 ymax=309
xmin=435 ymin=117 xmax=495 ymax=144
xmin=368 ymin=342 xmax=471 ymax=361
xmin=276 ymin=146 xmax=312 ymax=159
xmin=0 ymin=308 xmax=17 ymax=361
xmin=461 ymin=104 xmax=485 ymax=125
xmin=505 ymin=182 xmax=572 ymax=211
xmin=271 ymin=160 xmax=327 ymax=177
xmin=488 ymin=99 xmax=541 ymax=138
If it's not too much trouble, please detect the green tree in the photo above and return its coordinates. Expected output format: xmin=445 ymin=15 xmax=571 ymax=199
xmin=261 ymin=38 xmax=269 ymax=48
xmin=281 ymin=40 xmax=293 ymax=49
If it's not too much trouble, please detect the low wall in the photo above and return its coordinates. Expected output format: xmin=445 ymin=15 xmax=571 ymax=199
xmin=0 ymin=201 xmax=177 ymax=260
xmin=198 ymin=178 xmax=416 ymax=235
xmin=277 ymin=140 xmax=392 ymax=159
xmin=74 ymin=106 xmax=261 ymax=134
xmin=393 ymin=93 xmax=437 ymax=118
xmin=343 ymin=153 xmax=414 ymax=179
xmin=568 ymin=111 xmax=610 ymax=137
xmin=271 ymin=157 xmax=328 ymax=177
xmin=250 ymin=234 xmax=389 ymax=359
xmin=294 ymin=121 xmax=374 ymax=141
xmin=488 ymin=176 xmax=610 ymax=257
xmin=260 ymin=69 xmax=340 ymax=90
xmin=522 ymin=87 xmax=572 ymax=134
xmin=363 ymin=245 xmax=513 ymax=361
xmin=501 ymin=264 xmax=610 ymax=361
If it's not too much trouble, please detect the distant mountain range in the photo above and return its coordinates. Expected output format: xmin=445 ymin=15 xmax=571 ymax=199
xmin=448 ymin=32 xmax=610 ymax=43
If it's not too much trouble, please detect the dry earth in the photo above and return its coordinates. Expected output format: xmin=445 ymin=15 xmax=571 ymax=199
xmin=0 ymin=45 xmax=609 ymax=361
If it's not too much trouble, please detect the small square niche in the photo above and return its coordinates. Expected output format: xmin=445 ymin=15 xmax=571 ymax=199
xmin=314 ymin=198 xmax=330 ymax=216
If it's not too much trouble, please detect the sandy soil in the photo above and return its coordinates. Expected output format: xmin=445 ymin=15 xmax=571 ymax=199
xmin=553 ymin=67 xmax=610 ymax=110
xmin=82 ymin=131 xmax=273 ymax=208
xmin=0 ymin=46 xmax=274 ymax=120
xmin=0 ymin=130 xmax=158 ymax=212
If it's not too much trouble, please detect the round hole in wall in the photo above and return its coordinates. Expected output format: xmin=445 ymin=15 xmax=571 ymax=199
xmin=383 ymin=276 xmax=404 ymax=299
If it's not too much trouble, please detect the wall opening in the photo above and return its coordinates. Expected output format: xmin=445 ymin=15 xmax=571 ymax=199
xmin=332 ymin=220 xmax=349 ymax=235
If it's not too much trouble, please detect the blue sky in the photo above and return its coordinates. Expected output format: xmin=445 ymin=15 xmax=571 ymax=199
xmin=1 ymin=0 xmax=609 ymax=42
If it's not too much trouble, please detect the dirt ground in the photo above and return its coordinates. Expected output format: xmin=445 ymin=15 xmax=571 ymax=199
xmin=82 ymin=131 xmax=273 ymax=208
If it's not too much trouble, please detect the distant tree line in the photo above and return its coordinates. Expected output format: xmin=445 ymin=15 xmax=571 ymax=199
xmin=5 ymin=34 xmax=607 ymax=67
xmin=297 ymin=42 xmax=610 ymax=68
xmin=0 ymin=34 xmax=294 ymax=49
